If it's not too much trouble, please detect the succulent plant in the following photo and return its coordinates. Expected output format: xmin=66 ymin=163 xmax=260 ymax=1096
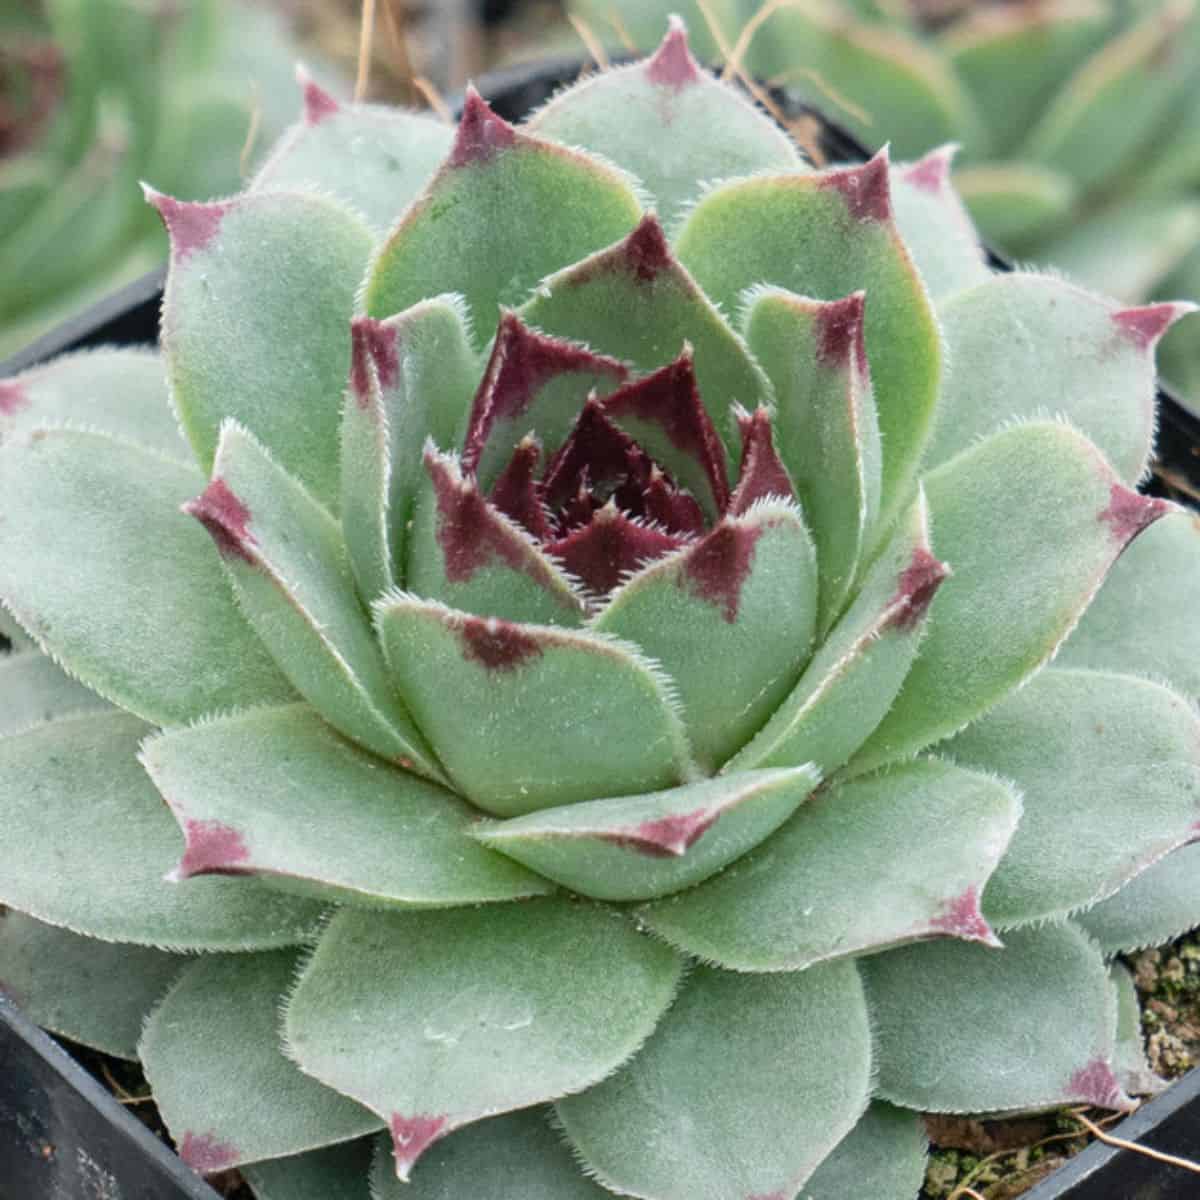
xmin=3 ymin=19 xmax=1200 ymax=1200
xmin=566 ymin=0 xmax=1200 ymax=401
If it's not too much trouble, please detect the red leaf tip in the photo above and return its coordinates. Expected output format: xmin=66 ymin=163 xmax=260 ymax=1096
xmin=902 ymin=144 xmax=958 ymax=194
xmin=731 ymin=407 xmax=795 ymax=514
xmin=0 ymin=380 xmax=29 ymax=417
xmin=458 ymin=614 xmax=544 ymax=672
xmin=820 ymin=148 xmax=892 ymax=223
xmin=296 ymin=65 xmax=340 ymax=125
xmin=169 ymin=819 xmax=252 ymax=882
xmin=184 ymin=477 xmax=256 ymax=564
xmin=603 ymin=806 xmax=719 ymax=858
xmin=1098 ymin=483 xmax=1174 ymax=544
xmin=350 ymin=316 xmax=400 ymax=404
xmin=929 ymin=886 xmax=1000 ymax=947
xmin=1111 ymin=302 xmax=1197 ymax=351
xmin=624 ymin=213 xmax=673 ymax=282
xmin=390 ymin=1114 xmax=450 ymax=1180
xmin=179 ymin=1132 xmax=240 ymax=1174
xmin=143 ymin=186 xmax=227 ymax=262
xmin=884 ymin=545 xmax=949 ymax=633
xmin=645 ymin=16 xmax=702 ymax=89
xmin=1067 ymin=1060 xmax=1135 ymax=1112
xmin=814 ymin=291 xmax=868 ymax=376
xmin=684 ymin=520 xmax=766 ymax=622
xmin=451 ymin=87 xmax=517 ymax=167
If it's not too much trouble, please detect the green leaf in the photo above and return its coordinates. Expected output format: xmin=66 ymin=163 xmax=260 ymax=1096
xmin=285 ymin=900 xmax=683 ymax=1180
xmin=191 ymin=423 xmax=439 ymax=776
xmin=726 ymin=489 xmax=945 ymax=775
xmin=340 ymin=297 xmax=480 ymax=601
xmin=0 ymin=347 xmax=189 ymax=461
xmin=529 ymin=19 xmax=802 ymax=226
xmin=155 ymin=188 xmax=373 ymax=507
xmin=142 ymin=704 xmax=550 ymax=907
xmin=925 ymin=274 xmax=1170 ymax=484
xmin=1075 ymin=843 xmax=1200 ymax=954
xmin=374 ymin=596 xmax=694 ymax=817
xmin=1109 ymin=962 xmax=1165 ymax=1098
xmin=675 ymin=154 xmax=941 ymax=522
xmin=590 ymin=500 xmax=817 ymax=770
xmin=371 ymin=1111 xmax=613 ymax=1199
xmin=252 ymin=79 xmax=453 ymax=232
xmin=557 ymin=961 xmax=873 ymax=1200
xmin=364 ymin=91 xmax=643 ymax=336
xmin=0 ymin=712 xmax=326 ymax=950
xmin=1057 ymin=510 xmax=1200 ymax=698
xmin=865 ymin=924 xmax=1131 ymax=1113
xmin=142 ymin=950 xmax=381 ymax=1173
xmin=0 ymin=428 xmax=293 ymax=725
xmin=741 ymin=288 xmax=881 ymax=627
xmin=473 ymin=766 xmax=820 ymax=902
xmin=955 ymin=161 xmax=1078 ymax=248
xmin=0 ymin=911 xmax=182 ymax=1060
xmin=519 ymin=213 xmax=773 ymax=458
xmin=797 ymin=1102 xmax=928 ymax=1200
xmin=943 ymin=669 xmax=1200 ymax=928
xmin=641 ymin=758 xmax=1018 ymax=971
xmin=242 ymin=1141 xmax=376 ymax=1200
xmin=0 ymin=605 xmax=33 ymax=651
xmin=850 ymin=421 xmax=1175 ymax=773
xmin=0 ymin=651 xmax=110 ymax=736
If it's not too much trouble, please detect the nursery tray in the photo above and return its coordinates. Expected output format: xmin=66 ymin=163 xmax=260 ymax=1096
xmin=2 ymin=54 xmax=1199 ymax=1200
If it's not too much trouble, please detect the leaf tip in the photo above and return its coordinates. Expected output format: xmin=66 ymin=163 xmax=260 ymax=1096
xmin=143 ymin=188 xmax=227 ymax=262
xmin=1111 ymin=302 xmax=1198 ymax=351
xmin=174 ymin=818 xmax=252 ymax=880
xmin=929 ymin=886 xmax=1000 ymax=948
xmin=0 ymin=379 xmax=29 ymax=417
xmin=296 ymin=63 xmax=341 ymax=125
xmin=178 ymin=1131 xmax=240 ymax=1174
xmin=884 ymin=544 xmax=949 ymax=633
xmin=901 ymin=144 xmax=959 ymax=194
xmin=184 ymin=478 xmax=257 ymax=564
xmin=350 ymin=315 xmax=400 ymax=403
xmin=814 ymin=291 xmax=868 ymax=375
xmin=451 ymin=86 xmax=517 ymax=167
xmin=1066 ymin=1059 xmax=1136 ymax=1112
xmin=390 ymin=1113 xmax=449 ymax=1179
xmin=645 ymin=15 xmax=703 ymax=89
xmin=821 ymin=147 xmax=892 ymax=223
xmin=1097 ymin=483 xmax=1174 ymax=545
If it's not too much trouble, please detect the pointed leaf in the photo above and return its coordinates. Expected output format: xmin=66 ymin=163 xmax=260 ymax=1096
xmin=798 ymin=1103 xmax=928 ymax=1200
xmin=557 ymin=961 xmax=872 ymax=1200
xmin=851 ymin=421 xmax=1175 ymax=772
xmin=143 ymin=704 xmax=550 ymax=908
xmin=473 ymin=766 xmax=820 ymax=902
xmin=155 ymin=188 xmax=373 ymax=507
xmin=253 ymin=82 xmax=453 ymax=232
xmin=865 ymin=924 xmax=1131 ymax=1113
xmin=285 ymin=900 xmax=683 ymax=1180
xmin=0 ymin=911 xmax=182 ymax=1060
xmin=642 ymin=758 xmax=1018 ymax=972
xmin=364 ymin=91 xmax=643 ymax=335
xmin=519 ymin=214 xmax=773 ymax=457
xmin=242 ymin=1140 xmax=376 ymax=1200
xmin=0 ymin=712 xmax=326 ymax=950
xmin=340 ymin=298 xmax=480 ymax=601
xmin=142 ymin=951 xmax=381 ymax=1173
xmin=1109 ymin=962 xmax=1166 ymax=1098
xmin=676 ymin=155 xmax=941 ymax=520
xmin=0 ymin=651 xmax=110 ymax=736
xmin=375 ymin=596 xmax=693 ymax=816
xmin=955 ymin=161 xmax=1078 ymax=248
xmin=529 ymin=18 xmax=802 ymax=225
xmin=926 ymin=275 xmax=1175 ymax=483
xmin=591 ymin=500 xmax=817 ymax=770
xmin=0 ymin=428 xmax=293 ymax=724
xmin=191 ymin=423 xmax=439 ymax=776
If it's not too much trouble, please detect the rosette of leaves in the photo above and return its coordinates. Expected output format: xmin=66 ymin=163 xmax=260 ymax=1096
xmin=568 ymin=0 xmax=1200 ymax=399
xmin=0 ymin=0 xmax=327 ymax=358
xmin=2 ymin=21 xmax=1200 ymax=1200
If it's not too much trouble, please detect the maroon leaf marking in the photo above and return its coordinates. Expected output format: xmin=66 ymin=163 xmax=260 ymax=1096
xmin=883 ymin=545 xmax=949 ymax=633
xmin=601 ymin=349 xmax=731 ymax=512
xmin=815 ymin=291 xmax=870 ymax=377
xmin=171 ymin=819 xmax=252 ymax=880
xmin=349 ymin=316 xmax=401 ymax=405
xmin=747 ymin=1193 xmax=787 ymax=1200
xmin=541 ymin=399 xmax=648 ymax=514
xmin=928 ymin=886 xmax=1001 ymax=948
xmin=1066 ymin=1060 xmax=1135 ymax=1111
xmin=462 ymin=312 xmax=626 ymax=474
xmin=450 ymin=88 xmax=517 ymax=167
xmin=600 ymin=806 xmax=718 ymax=858
xmin=683 ymin=520 xmax=765 ymax=622
xmin=642 ymin=468 xmax=706 ymax=536
xmin=624 ymin=213 xmax=674 ymax=282
xmin=183 ymin=478 xmax=257 ymax=564
xmin=1111 ymin=302 xmax=1195 ymax=351
xmin=546 ymin=504 xmax=685 ymax=595
xmin=457 ymin=615 xmax=543 ymax=672
xmin=0 ymin=380 xmax=28 ymax=417
xmin=819 ymin=149 xmax=892 ymax=223
xmin=179 ymin=1131 xmax=240 ymax=1174
xmin=144 ymin=188 xmax=227 ymax=262
xmin=390 ymin=1113 xmax=450 ymax=1179
xmin=730 ymin=407 xmax=795 ymax=515
xmin=298 ymin=68 xmax=340 ymax=125
xmin=1097 ymin=483 xmax=1173 ymax=544
xmin=645 ymin=15 xmax=702 ymax=89
xmin=901 ymin=145 xmax=955 ymax=194
xmin=489 ymin=435 xmax=552 ymax=540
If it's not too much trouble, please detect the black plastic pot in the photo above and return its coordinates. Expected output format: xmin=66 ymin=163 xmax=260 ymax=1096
xmin=2 ymin=55 xmax=1200 ymax=1200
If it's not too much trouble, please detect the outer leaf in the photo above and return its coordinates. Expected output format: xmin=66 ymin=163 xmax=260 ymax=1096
xmin=590 ymin=500 xmax=817 ymax=770
xmin=191 ymin=423 xmax=439 ymax=776
xmin=0 ymin=712 xmax=326 ymax=950
xmin=557 ymin=961 xmax=873 ymax=1200
xmin=0 ymin=428 xmax=292 ymax=725
xmin=252 ymin=80 xmax=453 ymax=232
xmin=0 ymin=651 xmax=110 ymax=736
xmin=1109 ymin=962 xmax=1165 ymax=1098
xmin=0 ymin=346 xmax=188 ymax=460
xmin=285 ymin=900 xmax=683 ymax=1179
xmin=473 ymin=766 xmax=820 ymax=902
xmin=371 ymin=1111 xmax=613 ymax=1199
xmin=865 ymin=924 xmax=1131 ymax=1114
xmin=850 ymin=421 xmax=1174 ymax=772
xmin=955 ymin=161 xmax=1077 ymax=247
xmin=0 ymin=911 xmax=182 ymax=1060
xmin=364 ymin=91 xmax=643 ymax=335
xmin=242 ymin=1140 xmax=376 ymax=1200
xmin=943 ymin=668 xmax=1200 ymax=928
xmin=797 ymin=1103 xmax=928 ymax=1200
xmin=641 ymin=758 xmax=1018 ymax=971
xmin=675 ymin=155 xmax=941 ymax=520
xmin=1075 ymin=843 xmax=1200 ymax=954
xmin=142 ymin=704 xmax=550 ymax=907
xmin=155 ymin=188 xmax=373 ymax=507
xmin=374 ymin=596 xmax=694 ymax=816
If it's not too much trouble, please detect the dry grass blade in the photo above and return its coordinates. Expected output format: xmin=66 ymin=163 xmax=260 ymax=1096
xmin=356 ymin=0 xmax=377 ymax=102
xmin=413 ymin=76 xmax=452 ymax=123
xmin=238 ymin=82 xmax=262 ymax=179
xmin=568 ymin=13 xmax=610 ymax=69
xmin=606 ymin=6 xmax=637 ymax=52
xmin=1072 ymin=1109 xmax=1200 ymax=1174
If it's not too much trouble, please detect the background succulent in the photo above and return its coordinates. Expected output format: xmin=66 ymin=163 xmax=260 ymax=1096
xmin=2 ymin=20 xmax=1200 ymax=1200
xmin=565 ymin=0 xmax=1200 ymax=402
